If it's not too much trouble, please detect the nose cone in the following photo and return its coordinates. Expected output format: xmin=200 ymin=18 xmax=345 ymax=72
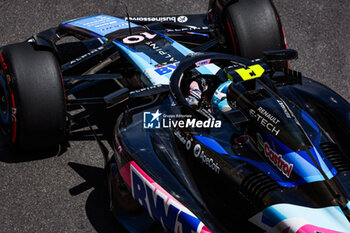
xmin=249 ymin=203 xmax=350 ymax=233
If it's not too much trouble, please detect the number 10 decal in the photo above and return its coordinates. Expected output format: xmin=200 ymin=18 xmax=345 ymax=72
xmin=123 ymin=32 xmax=157 ymax=45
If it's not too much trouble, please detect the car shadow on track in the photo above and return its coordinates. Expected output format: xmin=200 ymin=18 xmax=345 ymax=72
xmin=68 ymin=162 xmax=128 ymax=233
xmin=0 ymin=89 xmax=126 ymax=232
xmin=66 ymin=102 xmax=130 ymax=232
xmin=0 ymin=118 xmax=127 ymax=233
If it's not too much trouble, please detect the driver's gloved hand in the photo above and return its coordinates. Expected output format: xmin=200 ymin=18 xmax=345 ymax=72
xmin=187 ymin=81 xmax=201 ymax=107
xmin=188 ymin=77 xmax=209 ymax=99
xmin=189 ymin=81 xmax=202 ymax=100
xmin=187 ymin=77 xmax=209 ymax=107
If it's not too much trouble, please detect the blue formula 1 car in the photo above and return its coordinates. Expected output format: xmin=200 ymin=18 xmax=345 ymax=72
xmin=1 ymin=0 xmax=350 ymax=232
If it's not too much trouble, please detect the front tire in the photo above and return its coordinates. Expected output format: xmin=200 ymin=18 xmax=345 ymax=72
xmin=0 ymin=42 xmax=66 ymax=150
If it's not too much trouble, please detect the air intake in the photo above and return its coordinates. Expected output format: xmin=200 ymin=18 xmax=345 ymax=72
xmin=320 ymin=142 xmax=350 ymax=172
xmin=240 ymin=172 xmax=280 ymax=207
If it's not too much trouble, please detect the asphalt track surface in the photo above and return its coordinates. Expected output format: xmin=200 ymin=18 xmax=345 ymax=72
xmin=0 ymin=0 xmax=349 ymax=232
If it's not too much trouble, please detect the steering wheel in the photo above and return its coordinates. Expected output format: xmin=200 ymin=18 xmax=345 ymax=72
xmin=169 ymin=52 xmax=254 ymax=117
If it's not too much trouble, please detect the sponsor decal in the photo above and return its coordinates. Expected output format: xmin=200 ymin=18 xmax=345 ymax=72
xmin=276 ymin=99 xmax=291 ymax=118
xmin=120 ymin=162 xmax=212 ymax=233
xmin=257 ymin=107 xmax=280 ymax=124
xmin=122 ymin=32 xmax=157 ymax=45
xmin=174 ymin=130 xmax=220 ymax=174
xmin=249 ymin=108 xmax=280 ymax=136
xmin=69 ymin=46 xmax=105 ymax=65
xmin=257 ymin=133 xmax=264 ymax=152
xmin=80 ymin=16 xmax=118 ymax=28
xmin=129 ymin=84 xmax=164 ymax=95
xmin=11 ymin=107 xmax=16 ymax=122
xmin=143 ymin=109 xmax=221 ymax=129
xmin=195 ymin=59 xmax=211 ymax=67
xmin=126 ymin=16 xmax=189 ymax=23
xmin=330 ymin=96 xmax=338 ymax=104
xmin=234 ymin=64 xmax=265 ymax=81
xmin=154 ymin=62 xmax=179 ymax=75
xmin=177 ymin=16 xmax=188 ymax=23
xmin=166 ymin=26 xmax=209 ymax=33
xmin=66 ymin=15 xmax=134 ymax=34
xmin=257 ymin=134 xmax=293 ymax=178
xmin=126 ymin=16 xmax=177 ymax=23
xmin=10 ymin=90 xmax=16 ymax=143
xmin=100 ymin=22 xmax=129 ymax=32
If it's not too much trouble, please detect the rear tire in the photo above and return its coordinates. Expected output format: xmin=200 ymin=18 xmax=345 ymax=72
xmin=223 ymin=0 xmax=286 ymax=62
xmin=0 ymin=42 xmax=66 ymax=150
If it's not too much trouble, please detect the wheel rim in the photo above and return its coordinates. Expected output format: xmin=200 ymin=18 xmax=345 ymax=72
xmin=0 ymin=74 xmax=9 ymax=124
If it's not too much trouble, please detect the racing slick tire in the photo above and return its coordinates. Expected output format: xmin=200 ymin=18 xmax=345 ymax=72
xmin=0 ymin=42 xmax=66 ymax=150
xmin=223 ymin=0 xmax=287 ymax=62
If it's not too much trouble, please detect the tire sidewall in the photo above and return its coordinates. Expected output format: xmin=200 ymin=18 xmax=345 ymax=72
xmin=0 ymin=43 xmax=66 ymax=150
xmin=223 ymin=0 xmax=285 ymax=59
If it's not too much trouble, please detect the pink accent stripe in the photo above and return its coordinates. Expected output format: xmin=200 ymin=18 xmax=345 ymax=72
xmin=297 ymin=224 xmax=346 ymax=233
xmin=119 ymin=161 xmax=213 ymax=233
xmin=200 ymin=225 xmax=211 ymax=233
xmin=130 ymin=161 xmax=153 ymax=183
xmin=119 ymin=162 xmax=132 ymax=187
xmin=120 ymin=161 xmax=184 ymax=207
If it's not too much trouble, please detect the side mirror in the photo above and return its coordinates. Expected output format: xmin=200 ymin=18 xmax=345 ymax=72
xmin=263 ymin=49 xmax=298 ymax=62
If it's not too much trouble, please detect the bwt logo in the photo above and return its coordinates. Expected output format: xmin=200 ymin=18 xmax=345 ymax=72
xmin=143 ymin=110 xmax=162 ymax=129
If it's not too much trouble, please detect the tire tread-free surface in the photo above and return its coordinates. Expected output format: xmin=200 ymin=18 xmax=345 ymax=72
xmin=225 ymin=0 xmax=284 ymax=59
xmin=2 ymin=42 xmax=66 ymax=149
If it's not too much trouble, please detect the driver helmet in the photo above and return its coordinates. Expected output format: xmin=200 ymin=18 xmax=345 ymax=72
xmin=211 ymin=80 xmax=232 ymax=112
